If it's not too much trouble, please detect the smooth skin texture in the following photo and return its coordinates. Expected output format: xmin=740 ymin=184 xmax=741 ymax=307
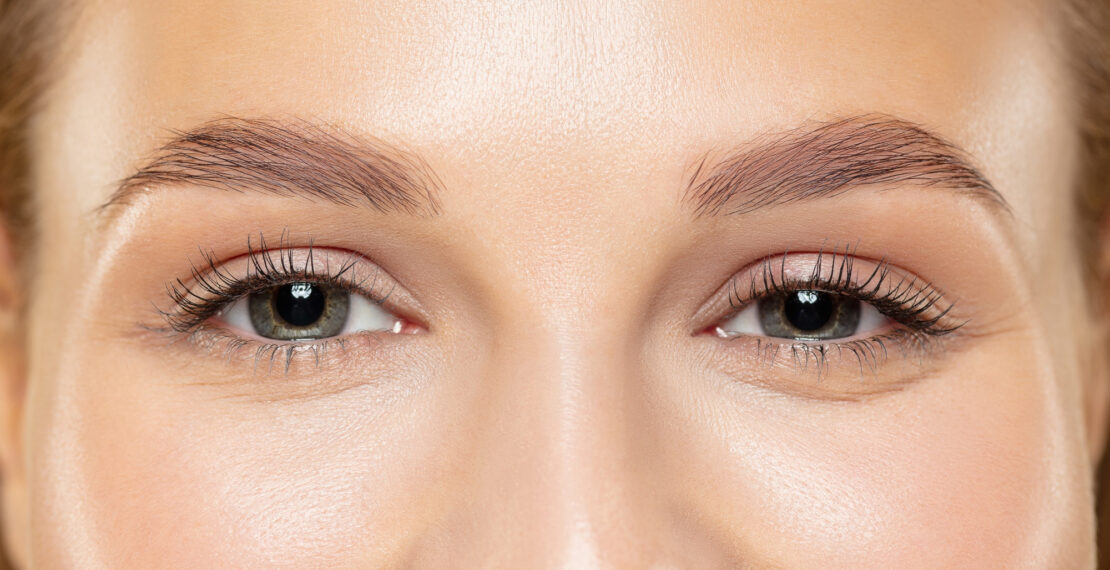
xmin=0 ymin=0 xmax=1105 ymax=567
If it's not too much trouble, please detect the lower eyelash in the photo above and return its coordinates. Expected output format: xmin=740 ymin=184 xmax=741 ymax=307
xmin=742 ymin=328 xmax=945 ymax=380
xmin=172 ymin=321 xmax=384 ymax=375
xmin=706 ymin=246 xmax=966 ymax=384
xmin=152 ymin=232 xmax=398 ymax=372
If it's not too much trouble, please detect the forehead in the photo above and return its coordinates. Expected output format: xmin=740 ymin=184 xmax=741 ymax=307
xmin=39 ymin=0 xmax=1072 ymax=225
xmin=107 ymin=1 xmax=1055 ymax=131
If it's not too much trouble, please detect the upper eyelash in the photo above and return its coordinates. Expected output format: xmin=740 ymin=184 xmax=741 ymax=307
xmin=725 ymin=244 xmax=964 ymax=337
xmin=710 ymin=245 xmax=966 ymax=380
xmin=159 ymin=232 xmax=393 ymax=335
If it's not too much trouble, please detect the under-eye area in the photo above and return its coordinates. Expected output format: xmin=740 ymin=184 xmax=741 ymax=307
xmin=150 ymin=232 xmax=423 ymax=374
xmin=697 ymin=246 xmax=965 ymax=396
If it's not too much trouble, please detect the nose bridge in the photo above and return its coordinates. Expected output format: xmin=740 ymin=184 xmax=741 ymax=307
xmin=424 ymin=282 xmax=664 ymax=568
xmin=483 ymin=308 xmax=643 ymax=565
xmin=413 ymin=152 xmax=710 ymax=565
xmin=433 ymin=284 xmax=741 ymax=568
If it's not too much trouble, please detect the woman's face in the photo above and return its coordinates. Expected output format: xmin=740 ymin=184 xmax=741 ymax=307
xmin=1 ymin=0 xmax=1102 ymax=567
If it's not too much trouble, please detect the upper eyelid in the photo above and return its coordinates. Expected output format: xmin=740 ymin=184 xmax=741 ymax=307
xmin=736 ymin=251 xmax=874 ymax=296
xmin=160 ymin=243 xmax=407 ymax=334
xmin=693 ymin=251 xmax=962 ymax=335
xmin=191 ymin=248 xmax=390 ymax=302
xmin=727 ymin=252 xmax=935 ymax=305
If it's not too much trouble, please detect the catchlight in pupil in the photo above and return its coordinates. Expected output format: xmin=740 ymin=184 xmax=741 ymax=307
xmin=289 ymin=282 xmax=313 ymax=300
xmin=274 ymin=283 xmax=327 ymax=327
xmin=783 ymin=290 xmax=834 ymax=331
xmin=745 ymin=290 xmax=863 ymax=340
xmin=711 ymin=258 xmax=937 ymax=345
xmin=211 ymin=255 xmax=409 ymax=343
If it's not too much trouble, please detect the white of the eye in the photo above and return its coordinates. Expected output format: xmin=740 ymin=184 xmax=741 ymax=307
xmin=221 ymin=296 xmax=253 ymax=332
xmin=717 ymin=299 xmax=889 ymax=338
xmin=717 ymin=303 xmax=762 ymax=336
xmin=219 ymin=292 xmax=401 ymax=338
xmin=854 ymin=302 xmax=886 ymax=335
xmin=340 ymin=294 xmax=400 ymax=334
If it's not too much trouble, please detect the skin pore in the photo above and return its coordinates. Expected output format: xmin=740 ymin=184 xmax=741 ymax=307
xmin=0 ymin=0 xmax=1106 ymax=567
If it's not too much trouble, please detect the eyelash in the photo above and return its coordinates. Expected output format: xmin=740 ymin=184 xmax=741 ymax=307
xmin=159 ymin=235 xmax=959 ymax=380
xmin=157 ymin=235 xmax=395 ymax=371
xmin=717 ymin=247 xmax=964 ymax=375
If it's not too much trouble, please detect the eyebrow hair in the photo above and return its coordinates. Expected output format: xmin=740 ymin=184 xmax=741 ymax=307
xmin=101 ymin=117 xmax=442 ymax=216
xmin=684 ymin=115 xmax=1008 ymax=217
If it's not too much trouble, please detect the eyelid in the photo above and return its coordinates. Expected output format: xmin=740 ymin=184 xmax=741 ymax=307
xmin=692 ymin=251 xmax=961 ymax=337
xmin=162 ymin=244 xmax=427 ymax=336
xmin=691 ymin=251 xmax=967 ymax=398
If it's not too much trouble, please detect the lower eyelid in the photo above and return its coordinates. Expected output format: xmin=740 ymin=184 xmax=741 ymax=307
xmin=165 ymin=325 xmax=408 ymax=384
xmin=699 ymin=328 xmax=955 ymax=400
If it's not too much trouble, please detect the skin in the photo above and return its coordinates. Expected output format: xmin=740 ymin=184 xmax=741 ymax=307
xmin=0 ymin=0 xmax=1105 ymax=567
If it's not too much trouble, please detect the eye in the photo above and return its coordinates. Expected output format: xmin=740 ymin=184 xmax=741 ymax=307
xmin=220 ymin=281 xmax=402 ymax=341
xmin=716 ymin=289 xmax=888 ymax=341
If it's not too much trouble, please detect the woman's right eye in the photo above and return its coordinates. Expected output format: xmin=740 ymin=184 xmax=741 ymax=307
xmin=220 ymin=281 xmax=403 ymax=341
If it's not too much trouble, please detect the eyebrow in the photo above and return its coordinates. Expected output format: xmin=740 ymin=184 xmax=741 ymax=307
xmin=684 ymin=115 xmax=1008 ymax=217
xmin=101 ymin=117 xmax=443 ymax=216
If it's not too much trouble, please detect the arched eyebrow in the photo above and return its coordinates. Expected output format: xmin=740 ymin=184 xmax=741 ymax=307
xmin=99 ymin=117 xmax=443 ymax=218
xmin=684 ymin=115 xmax=1009 ymax=217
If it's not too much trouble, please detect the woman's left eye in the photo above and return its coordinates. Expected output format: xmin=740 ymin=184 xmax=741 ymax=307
xmin=220 ymin=282 xmax=402 ymax=341
xmin=716 ymin=290 xmax=889 ymax=341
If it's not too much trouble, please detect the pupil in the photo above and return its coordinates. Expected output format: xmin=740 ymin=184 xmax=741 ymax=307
xmin=783 ymin=290 xmax=834 ymax=332
xmin=273 ymin=282 xmax=327 ymax=327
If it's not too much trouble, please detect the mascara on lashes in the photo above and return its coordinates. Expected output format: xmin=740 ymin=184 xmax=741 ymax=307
xmin=154 ymin=233 xmax=403 ymax=371
xmin=712 ymin=246 xmax=964 ymax=375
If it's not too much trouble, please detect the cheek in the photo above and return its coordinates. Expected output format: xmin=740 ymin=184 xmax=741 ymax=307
xmin=653 ymin=333 xmax=1087 ymax=567
xmin=48 ymin=350 xmax=464 ymax=568
xmin=81 ymin=397 xmax=388 ymax=567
